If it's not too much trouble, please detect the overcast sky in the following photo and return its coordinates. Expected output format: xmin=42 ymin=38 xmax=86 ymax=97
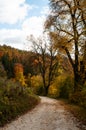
xmin=0 ymin=0 xmax=49 ymax=50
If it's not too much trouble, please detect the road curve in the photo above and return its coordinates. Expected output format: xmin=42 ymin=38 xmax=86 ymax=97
xmin=0 ymin=96 xmax=82 ymax=130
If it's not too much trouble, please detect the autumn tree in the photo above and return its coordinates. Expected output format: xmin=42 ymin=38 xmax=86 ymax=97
xmin=28 ymin=35 xmax=58 ymax=95
xmin=45 ymin=0 xmax=86 ymax=92
xmin=14 ymin=63 xmax=26 ymax=86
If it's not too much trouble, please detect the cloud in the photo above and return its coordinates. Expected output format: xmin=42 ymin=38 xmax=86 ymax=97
xmin=22 ymin=16 xmax=46 ymax=37
xmin=0 ymin=29 xmax=25 ymax=45
xmin=0 ymin=0 xmax=49 ymax=50
xmin=0 ymin=16 xmax=46 ymax=50
xmin=0 ymin=0 xmax=32 ymax=24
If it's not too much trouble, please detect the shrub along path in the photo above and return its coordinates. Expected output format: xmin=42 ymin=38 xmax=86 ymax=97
xmin=0 ymin=97 xmax=85 ymax=130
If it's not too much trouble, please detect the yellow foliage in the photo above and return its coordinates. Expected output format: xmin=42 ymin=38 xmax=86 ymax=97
xmin=31 ymin=75 xmax=43 ymax=88
xmin=14 ymin=63 xmax=27 ymax=87
xmin=31 ymin=75 xmax=43 ymax=94
xmin=48 ymin=74 xmax=70 ymax=97
xmin=49 ymin=84 xmax=60 ymax=97
xmin=49 ymin=32 xmax=73 ymax=53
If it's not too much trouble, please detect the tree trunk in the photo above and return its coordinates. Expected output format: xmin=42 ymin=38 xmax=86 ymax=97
xmin=74 ymin=64 xmax=85 ymax=92
xmin=74 ymin=71 xmax=81 ymax=92
xmin=64 ymin=47 xmax=85 ymax=92
xmin=44 ymin=85 xmax=49 ymax=96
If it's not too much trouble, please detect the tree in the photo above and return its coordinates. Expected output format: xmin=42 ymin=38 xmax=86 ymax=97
xmin=28 ymin=35 xmax=58 ymax=95
xmin=45 ymin=0 xmax=86 ymax=92
xmin=1 ymin=53 xmax=14 ymax=78
xmin=0 ymin=62 xmax=7 ymax=77
xmin=14 ymin=63 xmax=26 ymax=86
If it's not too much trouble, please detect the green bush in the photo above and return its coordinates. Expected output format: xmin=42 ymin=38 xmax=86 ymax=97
xmin=70 ymin=90 xmax=86 ymax=108
xmin=59 ymin=76 xmax=74 ymax=99
xmin=0 ymin=77 xmax=40 ymax=126
xmin=49 ymin=75 xmax=74 ymax=99
xmin=48 ymin=75 xmax=73 ymax=99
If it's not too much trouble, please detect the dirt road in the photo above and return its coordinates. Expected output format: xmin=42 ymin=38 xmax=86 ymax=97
xmin=0 ymin=97 xmax=84 ymax=130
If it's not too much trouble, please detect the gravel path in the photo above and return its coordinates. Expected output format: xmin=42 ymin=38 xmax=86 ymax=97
xmin=0 ymin=96 xmax=83 ymax=130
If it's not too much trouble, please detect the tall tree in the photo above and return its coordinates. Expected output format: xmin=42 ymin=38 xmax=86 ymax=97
xmin=28 ymin=35 xmax=58 ymax=95
xmin=45 ymin=0 xmax=86 ymax=92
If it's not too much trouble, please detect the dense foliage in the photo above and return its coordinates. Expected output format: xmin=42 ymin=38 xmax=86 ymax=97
xmin=0 ymin=45 xmax=40 ymax=77
xmin=0 ymin=62 xmax=40 ymax=126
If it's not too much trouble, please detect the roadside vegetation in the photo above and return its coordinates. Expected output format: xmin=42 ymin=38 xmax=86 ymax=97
xmin=0 ymin=62 xmax=40 ymax=126
xmin=64 ymin=102 xmax=86 ymax=127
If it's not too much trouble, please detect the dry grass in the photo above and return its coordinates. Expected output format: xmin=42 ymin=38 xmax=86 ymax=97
xmin=60 ymin=99 xmax=86 ymax=130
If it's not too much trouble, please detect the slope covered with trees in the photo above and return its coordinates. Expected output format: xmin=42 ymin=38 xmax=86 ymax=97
xmin=0 ymin=46 xmax=40 ymax=126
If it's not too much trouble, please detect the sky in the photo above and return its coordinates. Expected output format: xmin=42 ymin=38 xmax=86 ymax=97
xmin=0 ymin=0 xmax=49 ymax=50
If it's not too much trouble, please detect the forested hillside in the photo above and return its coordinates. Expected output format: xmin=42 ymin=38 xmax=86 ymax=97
xmin=0 ymin=44 xmax=73 ymax=94
xmin=0 ymin=45 xmax=40 ymax=126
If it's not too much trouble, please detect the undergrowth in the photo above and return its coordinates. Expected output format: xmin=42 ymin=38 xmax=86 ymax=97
xmin=62 ymin=100 xmax=86 ymax=128
xmin=0 ymin=77 xmax=40 ymax=127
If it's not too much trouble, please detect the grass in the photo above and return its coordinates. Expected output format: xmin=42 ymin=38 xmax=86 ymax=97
xmin=60 ymin=99 xmax=86 ymax=129
xmin=0 ymin=93 xmax=40 ymax=127
xmin=65 ymin=104 xmax=86 ymax=125
xmin=0 ymin=77 xmax=40 ymax=127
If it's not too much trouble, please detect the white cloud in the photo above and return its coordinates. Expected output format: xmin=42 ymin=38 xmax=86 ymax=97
xmin=22 ymin=16 xmax=46 ymax=37
xmin=0 ymin=16 xmax=46 ymax=50
xmin=0 ymin=29 xmax=26 ymax=49
xmin=0 ymin=0 xmax=32 ymax=24
xmin=0 ymin=0 xmax=49 ymax=50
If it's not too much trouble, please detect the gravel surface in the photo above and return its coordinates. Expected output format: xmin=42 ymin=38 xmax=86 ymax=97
xmin=0 ymin=96 xmax=83 ymax=130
